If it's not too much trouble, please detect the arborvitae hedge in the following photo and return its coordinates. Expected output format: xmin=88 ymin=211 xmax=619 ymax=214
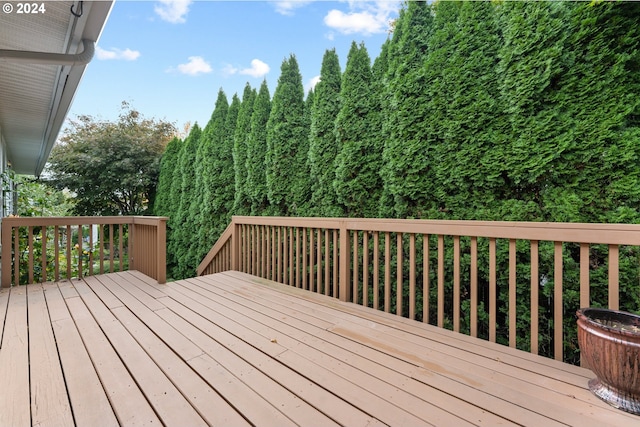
xmin=233 ymin=84 xmax=256 ymax=216
xmin=154 ymin=136 xmax=181 ymax=217
xmin=246 ymin=80 xmax=271 ymax=215
xmin=169 ymin=124 xmax=202 ymax=279
xmin=308 ymin=49 xmax=343 ymax=217
xmin=266 ymin=55 xmax=307 ymax=216
xmin=380 ymin=1 xmax=434 ymax=218
xmin=334 ymin=42 xmax=381 ymax=218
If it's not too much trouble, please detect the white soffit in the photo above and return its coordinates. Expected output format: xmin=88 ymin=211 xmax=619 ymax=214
xmin=0 ymin=1 xmax=113 ymax=176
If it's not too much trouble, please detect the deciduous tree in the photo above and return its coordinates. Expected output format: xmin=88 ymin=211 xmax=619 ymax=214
xmin=47 ymin=103 xmax=176 ymax=216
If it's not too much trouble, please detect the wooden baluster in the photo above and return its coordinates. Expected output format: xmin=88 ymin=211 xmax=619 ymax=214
xmin=470 ymin=237 xmax=478 ymax=337
xmin=373 ymin=231 xmax=380 ymax=310
xmin=453 ymin=236 xmax=460 ymax=332
xmin=437 ymin=235 xmax=444 ymax=328
xmin=508 ymin=239 xmax=516 ymax=347
xmin=554 ymin=241 xmax=563 ymax=361
xmin=489 ymin=238 xmax=496 ymax=343
xmin=530 ymin=240 xmax=539 ymax=355
xmin=397 ymin=233 xmax=403 ymax=317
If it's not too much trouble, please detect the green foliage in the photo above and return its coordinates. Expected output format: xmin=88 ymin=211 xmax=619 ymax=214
xmin=16 ymin=175 xmax=74 ymax=217
xmin=169 ymin=123 xmax=202 ymax=279
xmin=497 ymin=1 xmax=572 ymax=217
xmin=47 ymin=103 xmax=176 ymax=215
xmin=233 ymin=84 xmax=257 ymax=216
xmin=380 ymin=1 xmax=435 ymax=218
xmin=308 ymin=49 xmax=343 ymax=217
xmin=195 ymin=90 xmax=232 ymax=269
xmin=424 ymin=0 xmax=504 ymax=220
xmin=266 ymin=55 xmax=308 ymax=216
xmin=246 ymin=80 xmax=272 ymax=215
xmin=334 ymin=42 xmax=382 ymax=218
xmin=154 ymin=136 xmax=182 ymax=217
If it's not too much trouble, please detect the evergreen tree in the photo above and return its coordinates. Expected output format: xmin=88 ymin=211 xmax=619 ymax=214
xmin=197 ymin=91 xmax=235 ymax=264
xmin=266 ymin=55 xmax=307 ymax=216
xmin=246 ymin=80 xmax=271 ymax=215
xmin=374 ymin=39 xmax=395 ymax=219
xmin=308 ymin=49 xmax=343 ymax=217
xmin=154 ymin=136 xmax=182 ymax=217
xmin=169 ymin=124 xmax=202 ymax=279
xmin=425 ymin=0 xmax=504 ymax=219
xmin=292 ymin=88 xmax=314 ymax=216
xmin=380 ymin=1 xmax=435 ymax=218
xmin=233 ymin=83 xmax=257 ymax=216
xmin=154 ymin=136 xmax=182 ymax=275
xmin=497 ymin=1 xmax=572 ymax=221
xmin=183 ymin=90 xmax=229 ymax=278
xmin=334 ymin=42 xmax=382 ymax=217
xmin=543 ymin=1 xmax=640 ymax=224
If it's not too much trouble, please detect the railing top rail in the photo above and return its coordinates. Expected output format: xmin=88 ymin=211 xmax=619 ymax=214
xmin=1 ymin=216 xmax=168 ymax=227
xmin=231 ymin=216 xmax=640 ymax=245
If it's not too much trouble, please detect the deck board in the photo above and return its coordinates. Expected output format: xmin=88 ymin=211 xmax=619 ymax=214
xmin=43 ymin=283 xmax=119 ymax=427
xmin=1 ymin=270 xmax=639 ymax=426
xmin=27 ymin=284 xmax=74 ymax=427
xmin=0 ymin=287 xmax=30 ymax=427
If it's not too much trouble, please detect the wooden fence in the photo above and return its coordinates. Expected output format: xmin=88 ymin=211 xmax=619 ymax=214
xmin=198 ymin=216 xmax=640 ymax=364
xmin=1 ymin=216 xmax=167 ymax=287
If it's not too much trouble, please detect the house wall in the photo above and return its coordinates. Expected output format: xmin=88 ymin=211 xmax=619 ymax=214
xmin=0 ymin=129 xmax=14 ymax=218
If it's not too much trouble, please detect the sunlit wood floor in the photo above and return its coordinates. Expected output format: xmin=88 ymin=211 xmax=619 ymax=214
xmin=0 ymin=270 xmax=637 ymax=426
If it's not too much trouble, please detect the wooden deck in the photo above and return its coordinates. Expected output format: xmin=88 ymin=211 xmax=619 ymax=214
xmin=0 ymin=271 xmax=637 ymax=426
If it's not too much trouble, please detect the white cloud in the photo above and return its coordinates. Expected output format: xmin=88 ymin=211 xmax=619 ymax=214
xmin=271 ymin=0 xmax=314 ymax=16
xmin=239 ymin=59 xmax=270 ymax=78
xmin=176 ymin=56 xmax=212 ymax=76
xmin=324 ymin=0 xmax=400 ymax=36
xmin=307 ymin=75 xmax=321 ymax=93
xmin=221 ymin=64 xmax=239 ymax=77
xmin=96 ymin=46 xmax=141 ymax=61
xmin=154 ymin=0 xmax=192 ymax=24
xmin=324 ymin=10 xmax=382 ymax=35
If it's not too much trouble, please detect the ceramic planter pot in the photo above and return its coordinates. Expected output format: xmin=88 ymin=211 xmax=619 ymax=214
xmin=577 ymin=307 xmax=640 ymax=415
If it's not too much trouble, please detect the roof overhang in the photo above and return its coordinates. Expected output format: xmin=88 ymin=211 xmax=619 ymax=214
xmin=0 ymin=1 xmax=113 ymax=176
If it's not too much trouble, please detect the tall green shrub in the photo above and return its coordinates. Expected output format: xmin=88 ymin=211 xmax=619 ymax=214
xmin=308 ymin=49 xmax=343 ymax=217
xmin=233 ymin=84 xmax=257 ymax=216
xmin=266 ymin=55 xmax=308 ymax=216
xmin=380 ymin=1 xmax=434 ymax=218
xmin=246 ymin=80 xmax=272 ymax=215
xmin=169 ymin=124 xmax=202 ymax=279
xmin=334 ymin=42 xmax=382 ymax=218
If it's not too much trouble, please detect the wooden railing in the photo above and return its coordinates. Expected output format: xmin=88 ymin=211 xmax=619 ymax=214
xmin=198 ymin=216 xmax=640 ymax=364
xmin=1 ymin=216 xmax=167 ymax=287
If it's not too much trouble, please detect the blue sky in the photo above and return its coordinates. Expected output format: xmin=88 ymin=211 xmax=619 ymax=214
xmin=68 ymin=0 xmax=401 ymax=133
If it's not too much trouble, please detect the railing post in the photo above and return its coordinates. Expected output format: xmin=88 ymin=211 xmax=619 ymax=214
xmin=129 ymin=220 xmax=135 ymax=271
xmin=231 ymin=218 xmax=239 ymax=271
xmin=1 ymin=219 xmax=11 ymax=287
xmin=339 ymin=221 xmax=351 ymax=302
xmin=156 ymin=218 xmax=167 ymax=284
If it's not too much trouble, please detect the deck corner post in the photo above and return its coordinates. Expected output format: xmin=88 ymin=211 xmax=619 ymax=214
xmin=231 ymin=219 xmax=240 ymax=271
xmin=128 ymin=219 xmax=136 ymax=271
xmin=156 ymin=217 xmax=167 ymax=284
xmin=339 ymin=221 xmax=351 ymax=302
xmin=1 ymin=219 xmax=11 ymax=287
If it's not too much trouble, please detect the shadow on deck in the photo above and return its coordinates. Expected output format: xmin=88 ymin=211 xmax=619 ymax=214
xmin=0 ymin=270 xmax=636 ymax=426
